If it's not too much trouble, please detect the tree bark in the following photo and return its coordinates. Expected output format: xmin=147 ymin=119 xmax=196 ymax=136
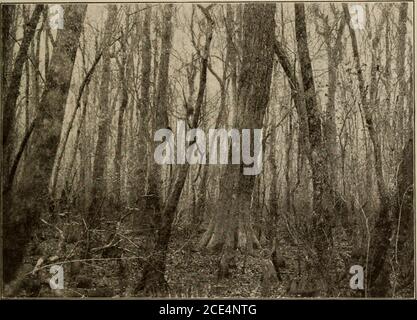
xmin=114 ymin=15 xmax=130 ymax=206
xmin=137 ymin=4 xmax=176 ymax=295
xmin=1 ymin=5 xmax=16 ymax=91
xmin=201 ymin=4 xmax=275 ymax=278
xmin=136 ymin=6 xmax=153 ymax=229
xmin=395 ymin=133 xmax=413 ymax=294
xmin=395 ymin=3 xmax=408 ymax=150
xmin=294 ymin=3 xmax=335 ymax=293
xmin=3 ymin=5 xmax=43 ymax=175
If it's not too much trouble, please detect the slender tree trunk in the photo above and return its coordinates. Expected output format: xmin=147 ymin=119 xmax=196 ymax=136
xmin=137 ymin=4 xmax=175 ymax=295
xmin=114 ymin=16 xmax=129 ymax=207
xmin=137 ymin=6 xmax=153 ymax=228
xmin=325 ymin=12 xmax=344 ymax=191
xmin=268 ymin=120 xmax=279 ymax=244
xmin=406 ymin=47 xmax=413 ymax=133
xmin=43 ymin=7 xmax=50 ymax=75
xmin=3 ymin=5 xmax=43 ymax=175
xmin=395 ymin=3 xmax=408 ymax=151
xmin=86 ymin=5 xmax=118 ymax=249
xmin=114 ymin=79 xmax=128 ymax=206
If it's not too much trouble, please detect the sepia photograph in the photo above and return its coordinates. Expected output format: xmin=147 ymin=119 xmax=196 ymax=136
xmin=0 ymin=1 xmax=415 ymax=300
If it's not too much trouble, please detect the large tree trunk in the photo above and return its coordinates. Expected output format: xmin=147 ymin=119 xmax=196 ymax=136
xmin=3 ymin=4 xmax=87 ymax=285
xmin=137 ymin=4 xmax=175 ymax=295
xmin=1 ymin=5 xmax=16 ymax=91
xmin=201 ymin=4 xmax=275 ymax=278
xmin=232 ymin=2 xmax=275 ymax=253
xmin=395 ymin=133 xmax=414 ymax=295
xmin=294 ymin=4 xmax=335 ymax=294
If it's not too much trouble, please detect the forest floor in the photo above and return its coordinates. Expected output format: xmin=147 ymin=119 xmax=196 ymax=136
xmin=10 ymin=211 xmax=354 ymax=298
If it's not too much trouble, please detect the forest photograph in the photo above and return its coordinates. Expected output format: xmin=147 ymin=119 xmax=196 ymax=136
xmin=1 ymin=1 xmax=415 ymax=298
